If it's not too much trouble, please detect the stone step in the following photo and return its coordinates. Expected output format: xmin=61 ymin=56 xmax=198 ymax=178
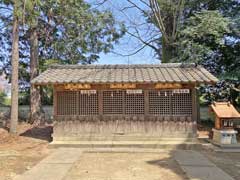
xmin=53 ymin=135 xmax=196 ymax=142
xmin=50 ymin=140 xmax=202 ymax=150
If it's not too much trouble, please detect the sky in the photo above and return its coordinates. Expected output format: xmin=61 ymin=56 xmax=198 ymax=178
xmin=90 ymin=0 xmax=160 ymax=65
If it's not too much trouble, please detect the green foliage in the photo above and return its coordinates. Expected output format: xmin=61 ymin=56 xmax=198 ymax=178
xmin=199 ymin=80 xmax=240 ymax=107
xmin=0 ymin=92 xmax=6 ymax=106
xmin=182 ymin=11 xmax=230 ymax=43
xmin=177 ymin=10 xmax=231 ymax=63
xmin=0 ymin=92 xmax=9 ymax=106
xmin=37 ymin=0 xmax=125 ymax=64
xmin=19 ymin=89 xmax=30 ymax=105
xmin=41 ymin=87 xmax=53 ymax=105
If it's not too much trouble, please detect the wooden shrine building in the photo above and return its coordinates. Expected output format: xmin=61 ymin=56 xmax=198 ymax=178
xmin=32 ymin=63 xmax=218 ymax=142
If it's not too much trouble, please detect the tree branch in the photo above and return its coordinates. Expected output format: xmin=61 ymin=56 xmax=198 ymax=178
xmin=149 ymin=0 xmax=169 ymax=43
xmin=110 ymin=44 xmax=148 ymax=57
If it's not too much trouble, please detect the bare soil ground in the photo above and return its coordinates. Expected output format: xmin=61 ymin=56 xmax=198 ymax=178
xmin=0 ymin=123 xmax=52 ymax=180
xmin=64 ymin=152 xmax=188 ymax=180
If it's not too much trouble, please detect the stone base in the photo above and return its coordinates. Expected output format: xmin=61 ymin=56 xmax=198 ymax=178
xmin=212 ymin=128 xmax=238 ymax=145
xmin=50 ymin=139 xmax=201 ymax=150
xmin=53 ymin=120 xmax=197 ymax=139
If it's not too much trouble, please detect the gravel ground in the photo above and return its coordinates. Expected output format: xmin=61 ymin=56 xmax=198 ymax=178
xmin=64 ymin=152 xmax=188 ymax=180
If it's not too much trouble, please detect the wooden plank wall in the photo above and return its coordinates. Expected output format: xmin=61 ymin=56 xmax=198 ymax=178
xmin=52 ymin=84 xmax=198 ymax=138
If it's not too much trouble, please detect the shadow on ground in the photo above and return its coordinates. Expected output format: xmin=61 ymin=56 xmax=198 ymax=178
xmin=20 ymin=126 xmax=53 ymax=142
xmin=146 ymin=153 xmax=188 ymax=179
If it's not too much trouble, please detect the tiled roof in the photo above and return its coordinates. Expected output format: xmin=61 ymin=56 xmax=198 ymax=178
xmin=31 ymin=63 xmax=218 ymax=85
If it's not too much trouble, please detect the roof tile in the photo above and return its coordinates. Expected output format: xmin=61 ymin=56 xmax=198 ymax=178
xmin=32 ymin=63 xmax=218 ymax=85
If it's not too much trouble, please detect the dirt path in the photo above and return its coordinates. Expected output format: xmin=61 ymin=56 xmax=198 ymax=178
xmin=0 ymin=123 xmax=51 ymax=180
xmin=64 ymin=152 xmax=188 ymax=180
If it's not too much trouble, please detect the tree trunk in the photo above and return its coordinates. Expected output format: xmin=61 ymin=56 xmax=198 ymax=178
xmin=29 ymin=27 xmax=42 ymax=124
xmin=10 ymin=14 xmax=19 ymax=134
xmin=161 ymin=38 xmax=175 ymax=63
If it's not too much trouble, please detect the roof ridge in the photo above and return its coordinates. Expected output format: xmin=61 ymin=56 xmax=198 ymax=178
xmin=50 ymin=63 xmax=198 ymax=69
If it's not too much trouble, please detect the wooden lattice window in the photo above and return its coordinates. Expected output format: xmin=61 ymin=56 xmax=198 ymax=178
xmin=149 ymin=90 xmax=171 ymax=115
xmin=125 ymin=90 xmax=144 ymax=114
xmin=79 ymin=91 xmax=98 ymax=115
xmin=172 ymin=90 xmax=192 ymax=115
xmin=57 ymin=91 xmax=77 ymax=115
xmin=103 ymin=91 xmax=123 ymax=114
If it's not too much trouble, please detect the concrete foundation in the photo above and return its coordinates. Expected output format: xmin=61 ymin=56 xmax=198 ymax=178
xmin=212 ymin=128 xmax=238 ymax=144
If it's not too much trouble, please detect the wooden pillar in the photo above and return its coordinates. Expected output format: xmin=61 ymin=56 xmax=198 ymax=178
xmin=53 ymin=86 xmax=57 ymax=117
xmin=122 ymin=90 xmax=125 ymax=115
xmin=76 ymin=91 xmax=79 ymax=115
xmin=98 ymin=90 xmax=103 ymax=116
xmin=191 ymin=88 xmax=198 ymax=122
xmin=169 ymin=90 xmax=173 ymax=120
xmin=144 ymin=90 xmax=149 ymax=118
xmin=196 ymin=89 xmax=200 ymax=123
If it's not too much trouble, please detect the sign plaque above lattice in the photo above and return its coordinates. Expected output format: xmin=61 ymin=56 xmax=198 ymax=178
xmin=110 ymin=83 xmax=136 ymax=89
xmin=64 ymin=84 xmax=91 ymax=90
xmin=126 ymin=89 xmax=143 ymax=94
xmin=155 ymin=83 xmax=182 ymax=89
xmin=173 ymin=89 xmax=190 ymax=94
xmin=80 ymin=90 xmax=97 ymax=94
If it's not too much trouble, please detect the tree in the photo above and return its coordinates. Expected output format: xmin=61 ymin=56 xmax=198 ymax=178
xmin=0 ymin=0 xmax=125 ymax=123
xmin=9 ymin=0 xmax=20 ymax=134
xmin=176 ymin=10 xmax=231 ymax=63
xmin=149 ymin=0 xmax=184 ymax=62
xmin=117 ymin=0 xmax=184 ymax=62
xmin=27 ymin=0 xmax=42 ymax=123
xmin=116 ymin=0 xmax=239 ymax=67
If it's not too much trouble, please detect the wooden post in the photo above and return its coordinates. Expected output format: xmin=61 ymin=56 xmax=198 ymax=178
xmin=76 ymin=91 xmax=79 ymax=116
xmin=144 ymin=90 xmax=149 ymax=119
xmin=122 ymin=90 xmax=125 ymax=115
xmin=169 ymin=90 xmax=173 ymax=120
xmin=53 ymin=86 xmax=57 ymax=117
xmin=196 ymin=89 xmax=200 ymax=123
xmin=191 ymin=88 xmax=198 ymax=122
xmin=98 ymin=90 xmax=103 ymax=116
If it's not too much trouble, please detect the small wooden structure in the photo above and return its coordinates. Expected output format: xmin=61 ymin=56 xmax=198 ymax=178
xmin=32 ymin=63 xmax=218 ymax=142
xmin=211 ymin=102 xmax=240 ymax=144
xmin=211 ymin=102 xmax=240 ymax=129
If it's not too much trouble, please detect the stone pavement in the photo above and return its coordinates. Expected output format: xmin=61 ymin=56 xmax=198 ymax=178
xmin=174 ymin=150 xmax=235 ymax=180
xmin=14 ymin=148 xmax=82 ymax=180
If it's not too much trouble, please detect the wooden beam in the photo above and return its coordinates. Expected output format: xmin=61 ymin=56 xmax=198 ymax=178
xmin=110 ymin=83 xmax=136 ymax=89
xmin=155 ymin=83 xmax=182 ymax=89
